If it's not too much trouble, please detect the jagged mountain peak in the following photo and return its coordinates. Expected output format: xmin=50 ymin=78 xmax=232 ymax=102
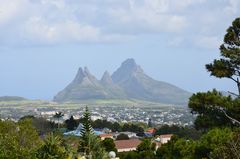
xmin=54 ymin=58 xmax=191 ymax=105
xmin=72 ymin=66 xmax=97 ymax=85
xmin=112 ymin=58 xmax=144 ymax=83
xmin=122 ymin=58 xmax=137 ymax=67
xmin=101 ymin=71 xmax=113 ymax=85
xmin=73 ymin=67 xmax=85 ymax=83
xmin=84 ymin=66 xmax=91 ymax=76
xmin=120 ymin=58 xmax=143 ymax=72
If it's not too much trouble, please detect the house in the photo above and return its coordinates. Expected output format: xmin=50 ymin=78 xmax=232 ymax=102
xmin=160 ymin=134 xmax=173 ymax=144
xmin=146 ymin=128 xmax=156 ymax=134
xmin=99 ymin=134 xmax=114 ymax=140
xmin=155 ymin=134 xmax=173 ymax=144
xmin=114 ymin=139 xmax=142 ymax=152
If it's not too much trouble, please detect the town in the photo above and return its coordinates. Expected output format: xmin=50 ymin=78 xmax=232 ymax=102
xmin=0 ymin=102 xmax=195 ymax=126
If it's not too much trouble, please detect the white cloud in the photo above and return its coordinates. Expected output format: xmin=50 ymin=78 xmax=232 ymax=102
xmin=0 ymin=0 xmax=28 ymax=25
xmin=145 ymin=0 xmax=169 ymax=13
xmin=224 ymin=0 xmax=239 ymax=15
xmin=22 ymin=16 xmax=101 ymax=43
xmin=109 ymin=1 xmax=188 ymax=33
xmin=0 ymin=0 xmax=239 ymax=49
xmin=170 ymin=0 xmax=206 ymax=11
xmin=40 ymin=0 xmax=66 ymax=9
xmin=196 ymin=36 xmax=222 ymax=49
xmin=20 ymin=16 xmax=134 ymax=44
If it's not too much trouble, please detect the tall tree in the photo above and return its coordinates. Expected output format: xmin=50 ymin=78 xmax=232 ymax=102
xmin=65 ymin=115 xmax=78 ymax=131
xmin=0 ymin=119 xmax=42 ymax=159
xmin=53 ymin=112 xmax=64 ymax=129
xmin=78 ymin=106 xmax=93 ymax=157
xmin=78 ymin=106 xmax=107 ymax=159
xmin=206 ymin=17 xmax=240 ymax=96
xmin=189 ymin=17 xmax=240 ymax=130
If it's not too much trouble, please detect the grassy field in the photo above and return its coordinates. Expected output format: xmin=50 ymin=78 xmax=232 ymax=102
xmin=0 ymin=98 xmax=177 ymax=109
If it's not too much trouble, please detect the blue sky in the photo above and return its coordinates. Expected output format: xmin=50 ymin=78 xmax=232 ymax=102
xmin=0 ymin=0 xmax=238 ymax=100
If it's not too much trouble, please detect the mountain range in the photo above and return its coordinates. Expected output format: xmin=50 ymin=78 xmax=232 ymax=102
xmin=53 ymin=59 xmax=191 ymax=105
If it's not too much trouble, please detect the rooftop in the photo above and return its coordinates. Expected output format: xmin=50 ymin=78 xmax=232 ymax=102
xmin=114 ymin=139 xmax=141 ymax=150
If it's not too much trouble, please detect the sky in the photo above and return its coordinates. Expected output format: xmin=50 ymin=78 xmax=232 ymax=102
xmin=0 ymin=0 xmax=238 ymax=100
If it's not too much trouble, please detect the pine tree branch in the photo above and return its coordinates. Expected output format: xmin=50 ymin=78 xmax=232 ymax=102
xmin=216 ymin=106 xmax=240 ymax=125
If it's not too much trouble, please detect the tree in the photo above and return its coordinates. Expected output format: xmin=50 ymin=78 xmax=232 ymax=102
xmin=78 ymin=106 xmax=108 ymax=159
xmin=36 ymin=133 xmax=69 ymax=159
xmin=155 ymin=134 xmax=203 ymax=159
xmin=116 ymin=133 xmax=129 ymax=140
xmin=0 ymin=119 xmax=42 ymax=159
xmin=53 ymin=112 xmax=64 ymax=129
xmin=112 ymin=122 xmax=121 ymax=132
xmin=210 ymin=130 xmax=240 ymax=159
xmin=189 ymin=17 xmax=240 ymax=130
xmin=20 ymin=116 xmax=56 ymax=135
xmin=206 ymin=17 xmax=240 ymax=96
xmin=65 ymin=115 xmax=78 ymax=131
xmin=119 ymin=151 xmax=140 ymax=159
xmin=101 ymin=138 xmax=117 ymax=153
xmin=85 ymin=133 xmax=108 ymax=159
xmin=189 ymin=90 xmax=234 ymax=130
xmin=136 ymin=138 xmax=156 ymax=159
xmin=78 ymin=106 xmax=94 ymax=156
xmin=194 ymin=128 xmax=234 ymax=158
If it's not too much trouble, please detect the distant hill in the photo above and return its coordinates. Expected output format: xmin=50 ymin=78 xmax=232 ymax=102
xmin=0 ymin=96 xmax=27 ymax=102
xmin=53 ymin=59 xmax=192 ymax=105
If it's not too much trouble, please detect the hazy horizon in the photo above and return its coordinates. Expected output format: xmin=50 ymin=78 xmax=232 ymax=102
xmin=0 ymin=0 xmax=238 ymax=100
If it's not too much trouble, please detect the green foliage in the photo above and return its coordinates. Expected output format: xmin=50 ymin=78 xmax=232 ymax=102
xmin=116 ymin=133 xmax=129 ymax=140
xmin=90 ymin=119 xmax=145 ymax=133
xmin=136 ymin=139 xmax=156 ymax=159
xmin=122 ymin=123 xmax=144 ymax=134
xmin=196 ymin=128 xmax=234 ymax=158
xmin=156 ymin=128 xmax=235 ymax=159
xmin=189 ymin=89 xmax=236 ymax=130
xmin=78 ymin=106 xmax=94 ymax=155
xmin=91 ymin=119 xmax=113 ymax=130
xmin=54 ymin=112 xmax=64 ymax=129
xmin=156 ymin=135 xmax=192 ymax=159
xmin=36 ymin=133 xmax=69 ymax=159
xmin=20 ymin=116 xmax=56 ymax=135
xmin=210 ymin=130 xmax=240 ymax=159
xmin=65 ymin=116 xmax=78 ymax=131
xmin=189 ymin=17 xmax=240 ymax=131
xmin=154 ymin=125 xmax=202 ymax=140
xmin=101 ymin=138 xmax=117 ymax=153
xmin=0 ymin=119 xmax=42 ymax=159
xmin=206 ymin=17 xmax=240 ymax=94
xmin=79 ymin=133 xmax=108 ymax=159
xmin=119 ymin=151 xmax=140 ymax=159
xmin=78 ymin=106 xmax=108 ymax=159
xmin=112 ymin=122 xmax=121 ymax=132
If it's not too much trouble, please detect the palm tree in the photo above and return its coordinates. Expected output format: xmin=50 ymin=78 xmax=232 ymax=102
xmin=36 ymin=133 xmax=69 ymax=159
xmin=53 ymin=112 xmax=64 ymax=129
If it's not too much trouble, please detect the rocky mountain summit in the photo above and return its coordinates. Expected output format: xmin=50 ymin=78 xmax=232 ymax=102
xmin=53 ymin=59 xmax=191 ymax=105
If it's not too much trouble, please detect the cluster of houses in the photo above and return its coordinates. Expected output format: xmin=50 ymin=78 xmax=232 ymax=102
xmin=64 ymin=124 xmax=173 ymax=153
